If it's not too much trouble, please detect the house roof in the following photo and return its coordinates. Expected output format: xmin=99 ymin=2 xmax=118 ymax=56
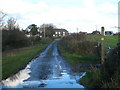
xmin=92 ymin=30 xmax=100 ymax=34
xmin=53 ymin=29 xmax=68 ymax=32
xmin=105 ymin=31 xmax=113 ymax=33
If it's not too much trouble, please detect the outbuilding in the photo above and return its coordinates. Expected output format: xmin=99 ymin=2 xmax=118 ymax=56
xmin=105 ymin=31 xmax=113 ymax=36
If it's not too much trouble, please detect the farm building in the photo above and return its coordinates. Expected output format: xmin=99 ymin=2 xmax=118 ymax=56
xmin=92 ymin=30 xmax=100 ymax=35
xmin=79 ymin=31 xmax=87 ymax=35
xmin=105 ymin=31 xmax=113 ymax=36
xmin=53 ymin=29 xmax=69 ymax=37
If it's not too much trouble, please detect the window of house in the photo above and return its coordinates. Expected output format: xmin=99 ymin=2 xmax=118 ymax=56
xmin=53 ymin=34 xmax=55 ymax=37
xmin=55 ymin=32 xmax=58 ymax=34
xmin=63 ymin=33 xmax=65 ymax=36
xmin=40 ymin=35 xmax=42 ymax=38
xmin=63 ymin=32 xmax=65 ymax=34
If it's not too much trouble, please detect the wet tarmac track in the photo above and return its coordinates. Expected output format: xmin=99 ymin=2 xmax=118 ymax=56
xmin=1 ymin=41 xmax=86 ymax=88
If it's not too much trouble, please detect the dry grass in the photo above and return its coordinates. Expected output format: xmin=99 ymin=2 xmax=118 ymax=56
xmin=2 ymin=46 xmax=35 ymax=57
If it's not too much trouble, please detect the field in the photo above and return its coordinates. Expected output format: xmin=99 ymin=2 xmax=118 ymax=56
xmin=87 ymin=35 xmax=118 ymax=48
xmin=59 ymin=35 xmax=118 ymax=68
xmin=2 ymin=41 xmax=51 ymax=80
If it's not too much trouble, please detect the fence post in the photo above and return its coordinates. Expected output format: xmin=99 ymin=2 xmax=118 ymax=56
xmin=101 ymin=27 xmax=105 ymax=64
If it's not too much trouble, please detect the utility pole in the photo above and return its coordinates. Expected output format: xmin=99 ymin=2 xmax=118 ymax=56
xmin=77 ymin=28 xmax=78 ymax=33
xmin=43 ymin=24 xmax=46 ymax=38
xmin=77 ymin=28 xmax=78 ymax=40
xmin=101 ymin=27 xmax=105 ymax=64
xmin=96 ymin=25 xmax=97 ymax=31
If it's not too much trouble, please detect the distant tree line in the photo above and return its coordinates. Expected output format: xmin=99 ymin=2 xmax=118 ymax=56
xmin=2 ymin=17 xmax=31 ymax=51
xmin=1 ymin=11 xmax=56 ymax=51
xmin=25 ymin=23 xmax=56 ymax=37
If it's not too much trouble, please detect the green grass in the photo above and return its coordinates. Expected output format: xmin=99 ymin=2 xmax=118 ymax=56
xmin=86 ymin=35 xmax=101 ymax=42
xmin=80 ymin=72 xmax=94 ymax=88
xmin=80 ymin=68 xmax=101 ymax=88
xmin=58 ymin=43 xmax=100 ymax=68
xmin=104 ymin=36 xmax=118 ymax=48
xmin=62 ymin=52 xmax=100 ymax=66
xmin=2 ymin=41 xmax=51 ymax=80
xmin=80 ymin=35 xmax=119 ymax=88
xmin=58 ymin=35 xmax=118 ymax=70
xmin=87 ymin=35 xmax=118 ymax=48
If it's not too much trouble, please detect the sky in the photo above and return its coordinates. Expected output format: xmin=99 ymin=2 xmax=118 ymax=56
xmin=0 ymin=0 xmax=119 ymax=33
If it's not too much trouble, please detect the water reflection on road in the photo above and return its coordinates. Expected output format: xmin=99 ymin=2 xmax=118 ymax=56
xmin=1 ymin=41 xmax=86 ymax=88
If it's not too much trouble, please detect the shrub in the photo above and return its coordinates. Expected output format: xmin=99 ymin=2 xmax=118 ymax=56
xmin=100 ymin=43 xmax=120 ymax=88
xmin=2 ymin=29 xmax=30 ymax=51
xmin=40 ymin=37 xmax=53 ymax=44
xmin=59 ymin=33 xmax=101 ymax=56
xmin=29 ymin=36 xmax=41 ymax=45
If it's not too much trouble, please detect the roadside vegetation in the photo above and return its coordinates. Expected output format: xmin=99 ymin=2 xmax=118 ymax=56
xmin=80 ymin=43 xmax=120 ymax=88
xmin=1 ymin=12 xmax=54 ymax=80
xmin=2 ymin=38 xmax=53 ymax=80
xmin=58 ymin=33 xmax=101 ymax=72
xmin=1 ymin=18 xmax=53 ymax=79
xmin=1 ymin=11 xmax=119 ymax=88
xmin=58 ymin=33 xmax=119 ymax=88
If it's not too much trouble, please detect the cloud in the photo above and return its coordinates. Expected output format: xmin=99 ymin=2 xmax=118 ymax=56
xmin=0 ymin=0 xmax=47 ymax=14
xmin=0 ymin=0 xmax=118 ymax=33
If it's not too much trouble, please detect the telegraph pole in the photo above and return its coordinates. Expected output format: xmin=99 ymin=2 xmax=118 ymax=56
xmin=101 ymin=27 xmax=105 ymax=64
xmin=77 ymin=28 xmax=78 ymax=33
xmin=43 ymin=24 xmax=46 ymax=38
xmin=77 ymin=28 xmax=78 ymax=40
xmin=96 ymin=25 xmax=97 ymax=31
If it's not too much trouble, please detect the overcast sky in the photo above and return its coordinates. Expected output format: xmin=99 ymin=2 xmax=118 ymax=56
xmin=0 ymin=0 xmax=119 ymax=33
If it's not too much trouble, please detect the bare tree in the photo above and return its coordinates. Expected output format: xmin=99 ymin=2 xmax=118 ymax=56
xmin=39 ymin=24 xmax=56 ymax=37
xmin=0 ymin=11 xmax=6 ymax=29
xmin=7 ymin=17 xmax=17 ymax=30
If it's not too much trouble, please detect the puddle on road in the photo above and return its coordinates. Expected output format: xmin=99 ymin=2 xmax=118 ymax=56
xmin=1 ymin=42 xmax=86 ymax=88
xmin=22 ymin=72 xmax=86 ymax=88
xmin=1 ymin=68 xmax=86 ymax=88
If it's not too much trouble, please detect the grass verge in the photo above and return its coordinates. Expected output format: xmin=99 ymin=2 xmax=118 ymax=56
xmin=2 ymin=41 xmax=51 ymax=80
xmin=80 ymin=67 xmax=101 ymax=88
xmin=62 ymin=52 xmax=100 ymax=66
xmin=80 ymin=72 xmax=94 ymax=87
xmin=80 ymin=35 xmax=119 ymax=88
xmin=58 ymin=43 xmax=100 ymax=72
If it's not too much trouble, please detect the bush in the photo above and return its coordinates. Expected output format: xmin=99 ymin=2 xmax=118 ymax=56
xmin=59 ymin=33 xmax=101 ymax=56
xmin=2 ymin=29 xmax=30 ymax=51
xmin=100 ymin=43 xmax=120 ymax=88
xmin=40 ymin=37 xmax=53 ymax=44
xmin=81 ymin=43 xmax=120 ymax=88
xmin=29 ymin=36 xmax=41 ymax=45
